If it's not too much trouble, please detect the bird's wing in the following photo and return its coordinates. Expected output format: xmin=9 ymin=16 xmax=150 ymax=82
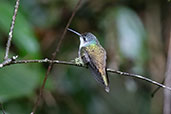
xmin=81 ymin=45 xmax=109 ymax=87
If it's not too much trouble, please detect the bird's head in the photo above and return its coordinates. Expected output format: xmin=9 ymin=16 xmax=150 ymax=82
xmin=68 ymin=28 xmax=98 ymax=47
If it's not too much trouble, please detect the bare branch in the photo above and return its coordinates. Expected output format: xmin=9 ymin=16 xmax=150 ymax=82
xmin=0 ymin=55 xmax=18 ymax=68
xmin=1 ymin=58 xmax=171 ymax=92
xmin=4 ymin=0 xmax=20 ymax=60
xmin=0 ymin=58 xmax=77 ymax=68
xmin=107 ymin=69 xmax=171 ymax=91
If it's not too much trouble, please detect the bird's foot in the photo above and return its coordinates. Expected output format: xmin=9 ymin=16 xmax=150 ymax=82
xmin=74 ymin=57 xmax=84 ymax=66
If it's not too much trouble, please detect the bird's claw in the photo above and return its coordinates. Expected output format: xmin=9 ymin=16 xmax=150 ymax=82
xmin=74 ymin=57 xmax=84 ymax=66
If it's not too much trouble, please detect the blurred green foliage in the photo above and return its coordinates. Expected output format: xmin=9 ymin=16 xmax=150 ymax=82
xmin=0 ymin=0 xmax=168 ymax=114
xmin=0 ymin=1 xmax=40 ymax=57
xmin=0 ymin=64 xmax=39 ymax=101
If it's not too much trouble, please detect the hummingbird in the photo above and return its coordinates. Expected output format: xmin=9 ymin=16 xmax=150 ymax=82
xmin=67 ymin=28 xmax=110 ymax=92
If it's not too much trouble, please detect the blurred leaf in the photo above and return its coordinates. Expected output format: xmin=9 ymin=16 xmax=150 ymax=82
xmin=5 ymin=101 xmax=32 ymax=114
xmin=0 ymin=48 xmax=53 ymax=102
xmin=21 ymin=0 xmax=58 ymax=28
xmin=101 ymin=6 xmax=148 ymax=73
xmin=114 ymin=6 xmax=148 ymax=73
xmin=114 ymin=6 xmax=147 ymax=60
xmin=0 ymin=48 xmax=41 ymax=102
xmin=0 ymin=1 xmax=40 ymax=58
xmin=0 ymin=64 xmax=40 ymax=101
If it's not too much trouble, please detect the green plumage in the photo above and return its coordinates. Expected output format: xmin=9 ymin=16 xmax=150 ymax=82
xmin=67 ymin=28 xmax=110 ymax=92
xmin=80 ymin=44 xmax=109 ymax=92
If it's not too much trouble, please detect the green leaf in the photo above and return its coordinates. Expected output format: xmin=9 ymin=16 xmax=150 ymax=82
xmin=100 ymin=6 xmax=149 ymax=73
xmin=0 ymin=1 xmax=40 ymax=58
xmin=114 ymin=6 xmax=147 ymax=60
xmin=0 ymin=64 xmax=40 ymax=101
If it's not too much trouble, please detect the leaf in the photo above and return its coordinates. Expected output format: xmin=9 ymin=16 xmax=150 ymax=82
xmin=100 ymin=6 xmax=148 ymax=73
xmin=0 ymin=1 xmax=40 ymax=58
xmin=114 ymin=6 xmax=147 ymax=60
xmin=0 ymin=49 xmax=53 ymax=102
xmin=0 ymin=64 xmax=40 ymax=101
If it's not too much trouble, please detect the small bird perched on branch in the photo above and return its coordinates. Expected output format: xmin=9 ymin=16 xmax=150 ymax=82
xmin=67 ymin=28 xmax=110 ymax=92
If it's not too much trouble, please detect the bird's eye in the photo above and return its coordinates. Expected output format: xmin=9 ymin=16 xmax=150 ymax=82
xmin=83 ymin=37 xmax=86 ymax=41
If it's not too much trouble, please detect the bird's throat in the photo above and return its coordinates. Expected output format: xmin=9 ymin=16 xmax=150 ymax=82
xmin=79 ymin=39 xmax=96 ymax=49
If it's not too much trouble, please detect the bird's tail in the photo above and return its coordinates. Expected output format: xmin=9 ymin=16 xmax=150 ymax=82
xmin=105 ymin=86 xmax=110 ymax=93
xmin=101 ymin=74 xmax=110 ymax=93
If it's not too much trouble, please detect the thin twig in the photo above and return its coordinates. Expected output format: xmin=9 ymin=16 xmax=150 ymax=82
xmin=4 ymin=0 xmax=20 ymax=60
xmin=1 ymin=58 xmax=171 ymax=91
xmin=31 ymin=0 xmax=82 ymax=113
xmin=107 ymin=69 xmax=171 ymax=91
xmin=0 ymin=102 xmax=5 ymax=114
xmin=0 ymin=58 xmax=78 ymax=68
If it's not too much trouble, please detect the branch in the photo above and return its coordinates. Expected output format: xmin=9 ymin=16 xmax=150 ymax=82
xmin=4 ymin=0 xmax=20 ymax=60
xmin=0 ymin=102 xmax=5 ymax=114
xmin=0 ymin=58 xmax=77 ymax=68
xmin=107 ymin=69 xmax=171 ymax=91
xmin=1 ymin=57 xmax=171 ymax=92
xmin=32 ymin=0 xmax=82 ymax=113
xmin=163 ymin=30 xmax=171 ymax=114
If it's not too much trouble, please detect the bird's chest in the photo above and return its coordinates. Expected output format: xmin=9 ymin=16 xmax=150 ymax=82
xmin=79 ymin=45 xmax=101 ymax=58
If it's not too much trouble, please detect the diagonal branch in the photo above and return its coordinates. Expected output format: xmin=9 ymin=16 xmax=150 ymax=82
xmin=4 ymin=0 xmax=20 ymax=60
xmin=32 ymin=0 xmax=82 ymax=113
xmin=1 ymin=58 xmax=171 ymax=92
xmin=0 ymin=102 xmax=5 ymax=114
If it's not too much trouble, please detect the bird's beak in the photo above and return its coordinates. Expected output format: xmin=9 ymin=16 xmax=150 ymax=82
xmin=67 ymin=28 xmax=82 ymax=37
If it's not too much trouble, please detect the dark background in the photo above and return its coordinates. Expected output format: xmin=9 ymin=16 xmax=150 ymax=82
xmin=0 ymin=0 xmax=170 ymax=113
